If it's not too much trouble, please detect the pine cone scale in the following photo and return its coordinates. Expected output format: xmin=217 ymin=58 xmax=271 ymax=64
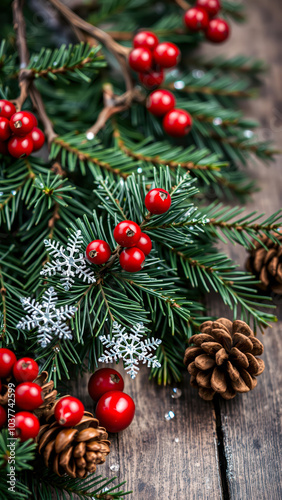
xmin=246 ymin=233 xmax=282 ymax=292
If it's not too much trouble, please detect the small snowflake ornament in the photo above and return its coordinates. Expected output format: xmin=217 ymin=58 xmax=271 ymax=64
xmin=99 ymin=322 xmax=162 ymax=378
xmin=41 ymin=231 xmax=96 ymax=291
xmin=17 ymin=287 xmax=77 ymax=347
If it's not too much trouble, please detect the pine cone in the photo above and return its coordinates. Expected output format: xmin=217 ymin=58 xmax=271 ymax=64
xmin=246 ymin=234 xmax=282 ymax=293
xmin=0 ymin=382 xmax=9 ymax=406
xmin=33 ymin=371 xmax=57 ymax=419
xmin=36 ymin=401 xmax=110 ymax=478
xmin=184 ymin=318 xmax=264 ymax=401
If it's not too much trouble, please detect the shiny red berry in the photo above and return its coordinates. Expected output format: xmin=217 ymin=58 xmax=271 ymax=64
xmin=129 ymin=48 xmax=152 ymax=72
xmin=136 ymin=233 xmax=152 ymax=255
xmin=13 ymin=358 xmax=39 ymax=383
xmin=114 ymin=220 xmax=141 ymax=247
xmin=54 ymin=396 xmax=85 ymax=427
xmin=0 ymin=100 xmax=16 ymax=120
xmin=146 ymin=89 xmax=176 ymax=117
xmin=0 ymin=141 xmax=8 ymax=155
xmin=88 ymin=368 xmax=124 ymax=403
xmin=9 ymin=111 xmax=35 ymax=136
xmin=163 ymin=109 xmax=193 ymax=137
xmin=184 ymin=7 xmax=209 ymax=31
xmin=205 ymin=18 xmax=230 ymax=43
xmin=119 ymin=247 xmax=145 ymax=272
xmin=133 ymin=31 xmax=159 ymax=51
xmin=15 ymin=382 xmax=44 ymax=410
xmin=145 ymin=188 xmax=171 ymax=214
xmin=0 ymin=406 xmax=7 ymax=428
xmin=15 ymin=411 xmax=40 ymax=442
xmin=8 ymin=135 xmax=33 ymax=158
xmin=196 ymin=0 xmax=221 ymax=17
xmin=0 ymin=348 xmax=17 ymax=378
xmin=138 ymin=69 xmax=164 ymax=89
xmin=153 ymin=42 xmax=180 ymax=68
xmin=95 ymin=390 xmax=135 ymax=433
xmin=25 ymin=111 xmax=38 ymax=127
xmin=28 ymin=127 xmax=45 ymax=152
xmin=86 ymin=239 xmax=111 ymax=265
xmin=0 ymin=117 xmax=11 ymax=141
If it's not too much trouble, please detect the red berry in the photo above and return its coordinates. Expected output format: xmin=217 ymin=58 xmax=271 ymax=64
xmin=133 ymin=31 xmax=159 ymax=51
xmin=129 ymin=48 xmax=152 ymax=72
xmin=86 ymin=239 xmax=111 ymax=265
xmin=95 ymin=391 xmax=135 ymax=433
xmin=205 ymin=18 xmax=230 ymax=43
xmin=136 ymin=233 xmax=152 ymax=255
xmin=184 ymin=7 xmax=209 ymax=31
xmin=0 ymin=406 xmax=7 ymax=428
xmin=15 ymin=382 xmax=43 ymax=411
xmin=13 ymin=358 xmax=39 ymax=383
xmin=0 ymin=100 xmax=16 ymax=120
xmin=0 ymin=141 xmax=8 ymax=155
xmin=0 ymin=117 xmax=11 ymax=141
xmin=114 ymin=220 xmax=141 ymax=247
xmin=0 ymin=380 xmax=2 ymax=392
xmin=196 ymin=0 xmax=221 ymax=17
xmin=8 ymin=135 xmax=33 ymax=158
xmin=145 ymin=188 xmax=171 ymax=214
xmin=146 ymin=89 xmax=176 ymax=117
xmin=119 ymin=247 xmax=145 ymax=272
xmin=24 ymin=111 xmax=38 ymax=127
xmin=15 ymin=411 xmax=40 ymax=442
xmin=138 ymin=69 xmax=164 ymax=89
xmin=54 ymin=396 xmax=84 ymax=427
xmin=88 ymin=368 xmax=124 ymax=403
xmin=9 ymin=111 xmax=35 ymax=136
xmin=0 ymin=348 xmax=17 ymax=378
xmin=153 ymin=42 xmax=180 ymax=68
xmin=163 ymin=109 xmax=193 ymax=137
xmin=28 ymin=127 xmax=45 ymax=152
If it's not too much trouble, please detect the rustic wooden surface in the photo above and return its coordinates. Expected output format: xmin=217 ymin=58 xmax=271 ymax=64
xmin=74 ymin=0 xmax=282 ymax=498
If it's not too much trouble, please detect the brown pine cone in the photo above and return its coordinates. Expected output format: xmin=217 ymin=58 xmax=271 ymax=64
xmin=246 ymin=233 xmax=282 ymax=294
xmin=184 ymin=318 xmax=264 ymax=401
xmin=36 ymin=401 xmax=110 ymax=478
xmin=0 ymin=383 xmax=9 ymax=406
xmin=33 ymin=371 xmax=57 ymax=419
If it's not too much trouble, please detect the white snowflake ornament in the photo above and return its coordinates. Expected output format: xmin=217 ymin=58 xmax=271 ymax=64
xmin=17 ymin=287 xmax=77 ymax=347
xmin=99 ymin=322 xmax=162 ymax=379
xmin=41 ymin=231 xmax=95 ymax=291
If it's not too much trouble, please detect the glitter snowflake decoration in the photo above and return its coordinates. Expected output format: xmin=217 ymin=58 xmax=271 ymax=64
xmin=17 ymin=287 xmax=77 ymax=347
xmin=41 ymin=231 xmax=95 ymax=291
xmin=99 ymin=322 xmax=162 ymax=378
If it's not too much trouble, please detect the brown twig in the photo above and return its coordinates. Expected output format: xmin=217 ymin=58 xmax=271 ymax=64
xmin=174 ymin=0 xmax=190 ymax=10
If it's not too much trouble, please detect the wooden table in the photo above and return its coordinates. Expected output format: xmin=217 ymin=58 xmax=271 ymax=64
xmin=73 ymin=0 xmax=282 ymax=497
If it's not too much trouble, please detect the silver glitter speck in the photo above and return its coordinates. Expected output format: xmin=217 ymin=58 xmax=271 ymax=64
xmin=192 ymin=69 xmax=205 ymax=79
xmin=86 ymin=132 xmax=95 ymax=140
xmin=110 ymin=463 xmax=120 ymax=472
xmin=171 ymin=387 xmax=182 ymax=399
xmin=165 ymin=411 xmax=175 ymax=421
xmin=174 ymin=80 xmax=185 ymax=90
xmin=213 ymin=117 xmax=223 ymax=126
xmin=244 ymin=129 xmax=254 ymax=138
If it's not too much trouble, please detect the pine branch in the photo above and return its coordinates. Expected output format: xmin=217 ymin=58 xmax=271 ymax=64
xmin=166 ymin=81 xmax=256 ymax=99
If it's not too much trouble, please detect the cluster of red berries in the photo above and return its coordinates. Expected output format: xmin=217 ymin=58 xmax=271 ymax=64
xmin=147 ymin=89 xmax=192 ymax=137
xmin=0 ymin=348 xmax=85 ymax=441
xmin=0 ymin=99 xmax=45 ymax=158
xmin=88 ymin=368 xmax=135 ymax=433
xmin=184 ymin=0 xmax=230 ymax=43
xmin=129 ymin=31 xmax=181 ymax=89
xmin=86 ymin=187 xmax=171 ymax=272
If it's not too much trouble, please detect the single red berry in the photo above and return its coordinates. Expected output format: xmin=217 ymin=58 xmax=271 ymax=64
xmin=0 ymin=100 xmax=16 ymax=120
xmin=54 ymin=396 xmax=85 ymax=427
xmin=163 ymin=109 xmax=193 ymax=137
xmin=0 ymin=117 xmax=11 ymax=141
xmin=153 ymin=42 xmax=180 ymax=68
xmin=196 ymin=0 xmax=221 ymax=17
xmin=119 ymin=247 xmax=145 ymax=272
xmin=129 ymin=48 xmax=152 ymax=73
xmin=138 ymin=69 xmax=164 ymax=89
xmin=28 ymin=127 xmax=45 ymax=152
xmin=88 ymin=368 xmax=124 ymax=403
xmin=95 ymin=390 xmax=135 ymax=433
xmin=184 ymin=7 xmax=209 ymax=31
xmin=86 ymin=239 xmax=111 ymax=265
xmin=0 ymin=348 xmax=17 ymax=378
xmin=145 ymin=188 xmax=171 ymax=214
xmin=146 ymin=89 xmax=176 ymax=117
xmin=133 ymin=31 xmax=159 ymax=51
xmin=0 ymin=406 xmax=7 ymax=428
xmin=136 ymin=233 xmax=152 ymax=255
xmin=15 ymin=411 xmax=40 ymax=442
xmin=13 ymin=358 xmax=39 ymax=383
xmin=8 ymin=135 xmax=33 ymax=158
xmin=205 ymin=18 xmax=230 ymax=43
xmin=0 ymin=141 xmax=8 ymax=155
xmin=114 ymin=220 xmax=141 ymax=247
xmin=15 ymin=382 xmax=44 ymax=411
xmin=9 ymin=111 xmax=35 ymax=136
